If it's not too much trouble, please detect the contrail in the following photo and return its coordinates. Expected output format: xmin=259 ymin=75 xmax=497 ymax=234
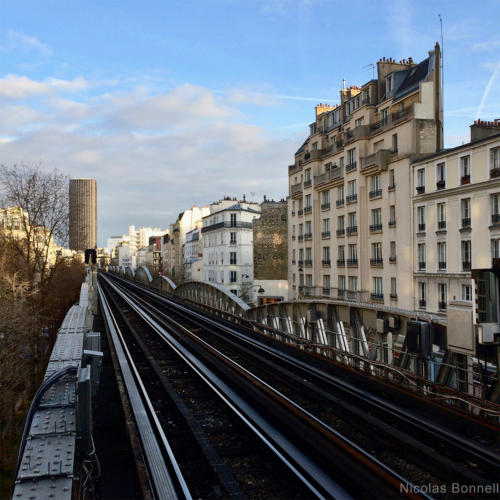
xmin=476 ymin=61 xmax=500 ymax=120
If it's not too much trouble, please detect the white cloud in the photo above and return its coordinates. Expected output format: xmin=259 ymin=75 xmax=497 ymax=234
xmin=471 ymin=38 xmax=500 ymax=53
xmin=6 ymin=30 xmax=52 ymax=56
xmin=0 ymin=74 xmax=88 ymax=99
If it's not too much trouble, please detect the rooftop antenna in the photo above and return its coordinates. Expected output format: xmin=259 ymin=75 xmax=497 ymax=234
xmin=342 ymin=78 xmax=346 ymax=90
xmin=439 ymin=13 xmax=444 ymax=147
xmin=363 ymin=63 xmax=375 ymax=79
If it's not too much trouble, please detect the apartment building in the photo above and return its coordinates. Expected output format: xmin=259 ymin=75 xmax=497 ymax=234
xmin=184 ymin=227 xmax=203 ymax=281
xmin=288 ymin=44 xmax=442 ymax=310
xmin=412 ymin=119 xmax=500 ymax=316
xmin=202 ymin=197 xmax=260 ymax=302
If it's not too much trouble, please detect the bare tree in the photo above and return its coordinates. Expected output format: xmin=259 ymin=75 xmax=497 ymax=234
xmin=0 ymin=163 xmax=69 ymax=286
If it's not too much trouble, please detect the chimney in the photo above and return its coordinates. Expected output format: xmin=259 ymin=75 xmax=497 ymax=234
xmin=470 ymin=118 xmax=500 ymax=142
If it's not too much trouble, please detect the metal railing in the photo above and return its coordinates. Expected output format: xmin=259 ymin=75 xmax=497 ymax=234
xmin=370 ymin=223 xmax=382 ymax=232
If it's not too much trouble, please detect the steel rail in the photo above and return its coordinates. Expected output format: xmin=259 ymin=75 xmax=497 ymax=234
xmin=109 ymin=274 xmax=500 ymax=474
xmin=101 ymin=273 xmax=351 ymax=500
xmin=98 ymin=282 xmax=191 ymax=500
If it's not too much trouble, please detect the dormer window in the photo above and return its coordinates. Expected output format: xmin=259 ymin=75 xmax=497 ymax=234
xmin=312 ymin=142 xmax=318 ymax=151
xmin=386 ymin=75 xmax=393 ymax=94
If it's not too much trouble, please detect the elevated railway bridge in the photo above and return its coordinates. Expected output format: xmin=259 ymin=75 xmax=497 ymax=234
xmin=10 ymin=268 xmax=500 ymax=499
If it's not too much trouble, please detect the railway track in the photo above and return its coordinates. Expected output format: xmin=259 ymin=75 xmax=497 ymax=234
xmin=100 ymin=272 xmax=500 ymax=498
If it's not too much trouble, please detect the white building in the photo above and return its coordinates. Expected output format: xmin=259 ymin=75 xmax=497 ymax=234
xmin=184 ymin=227 xmax=203 ymax=281
xmin=117 ymin=242 xmax=136 ymax=269
xmin=128 ymin=225 xmax=167 ymax=253
xmin=412 ymin=120 xmax=500 ymax=317
xmin=202 ymin=198 xmax=261 ymax=302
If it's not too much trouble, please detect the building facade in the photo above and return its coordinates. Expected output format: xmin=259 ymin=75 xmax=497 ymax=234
xmin=412 ymin=120 xmax=500 ymax=318
xmin=253 ymin=198 xmax=289 ymax=304
xmin=184 ymin=227 xmax=203 ymax=281
xmin=288 ymin=45 xmax=442 ymax=310
xmin=69 ymin=178 xmax=97 ymax=251
xmin=202 ymin=198 xmax=261 ymax=302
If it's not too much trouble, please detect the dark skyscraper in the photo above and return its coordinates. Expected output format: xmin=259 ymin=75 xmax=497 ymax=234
xmin=69 ymin=178 xmax=97 ymax=250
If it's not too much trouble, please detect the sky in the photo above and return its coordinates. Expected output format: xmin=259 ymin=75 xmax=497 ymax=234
xmin=0 ymin=0 xmax=499 ymax=246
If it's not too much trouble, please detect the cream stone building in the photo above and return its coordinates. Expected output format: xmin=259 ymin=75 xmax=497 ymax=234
xmin=288 ymin=44 xmax=442 ymax=310
xmin=412 ymin=120 xmax=500 ymax=318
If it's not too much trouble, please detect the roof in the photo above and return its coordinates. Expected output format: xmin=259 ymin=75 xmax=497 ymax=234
xmin=412 ymin=131 xmax=500 ymax=165
xmin=204 ymin=203 xmax=261 ymax=217
xmin=393 ymin=55 xmax=434 ymax=102
xmin=295 ymin=137 xmax=309 ymax=155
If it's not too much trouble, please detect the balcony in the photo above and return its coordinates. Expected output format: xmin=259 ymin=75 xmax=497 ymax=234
xmin=336 ymin=228 xmax=345 ymax=236
xmin=346 ymin=194 xmax=358 ymax=203
xmin=439 ymin=301 xmax=447 ymax=311
xmin=337 ymin=259 xmax=346 ymax=266
xmin=437 ymin=220 xmax=446 ymax=230
xmin=418 ymin=261 xmax=426 ymax=270
xmin=304 ymin=179 xmax=312 ymax=188
xmin=461 ymin=218 xmax=471 ymax=228
xmin=322 ymin=287 xmax=331 ymax=296
xmin=391 ymin=108 xmax=412 ymax=123
xmin=202 ymin=221 xmax=253 ymax=233
xmin=303 ymin=149 xmax=325 ymax=163
xmin=418 ymin=223 xmax=426 ymax=232
xmin=336 ymin=199 xmax=345 ymax=207
xmin=461 ymin=174 xmax=470 ymax=185
xmin=288 ymin=163 xmax=302 ymax=175
xmin=298 ymin=259 xmax=304 ymax=266
xmin=369 ymin=189 xmax=382 ymax=199
xmin=345 ymin=161 xmax=357 ymax=173
xmin=291 ymin=182 xmax=303 ymax=196
xmin=416 ymin=185 xmax=425 ymax=194
xmin=322 ymin=259 xmax=331 ymax=267
xmin=388 ymin=182 xmax=396 ymax=191
xmin=370 ymin=223 xmax=382 ymax=232
xmin=304 ymin=232 xmax=312 ymax=240
xmin=298 ymin=209 xmax=303 ymax=217
xmin=321 ymin=202 xmax=331 ymax=210
xmin=438 ymin=261 xmax=447 ymax=270
xmin=347 ymin=258 xmax=358 ymax=267
xmin=315 ymin=166 xmax=344 ymax=188
xmin=389 ymin=255 xmax=397 ymax=263
xmin=371 ymin=293 xmax=384 ymax=302
xmin=291 ymin=235 xmax=296 ymax=240
xmin=490 ymin=167 xmax=500 ymax=179
xmin=419 ymin=299 xmax=426 ymax=308
xmin=321 ymin=231 xmax=331 ymax=239
xmin=360 ymin=149 xmax=391 ymax=173
xmin=304 ymin=259 xmax=313 ymax=267
xmin=370 ymin=258 xmax=383 ymax=267
xmin=346 ymin=226 xmax=358 ymax=235
xmin=304 ymin=206 xmax=312 ymax=215
xmin=462 ymin=261 xmax=471 ymax=271
xmin=388 ymin=219 xmax=396 ymax=227
xmin=298 ymin=235 xmax=304 ymax=241
xmin=436 ymin=180 xmax=446 ymax=190
xmin=492 ymin=214 xmax=500 ymax=225
xmin=337 ymin=289 xmax=346 ymax=299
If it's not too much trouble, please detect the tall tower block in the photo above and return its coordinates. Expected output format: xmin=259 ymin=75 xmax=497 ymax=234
xmin=69 ymin=178 xmax=97 ymax=250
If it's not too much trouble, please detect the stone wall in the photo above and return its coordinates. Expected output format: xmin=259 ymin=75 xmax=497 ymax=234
xmin=253 ymin=199 xmax=288 ymax=280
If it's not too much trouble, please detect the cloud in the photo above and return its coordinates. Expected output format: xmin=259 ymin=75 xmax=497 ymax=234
xmin=470 ymin=38 xmax=500 ymax=53
xmin=5 ymin=30 xmax=52 ymax=56
xmin=0 ymin=74 xmax=87 ymax=99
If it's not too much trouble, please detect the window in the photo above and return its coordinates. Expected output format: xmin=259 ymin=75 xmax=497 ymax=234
xmin=230 ymin=213 xmax=237 ymax=227
xmin=371 ymin=242 xmax=382 ymax=262
xmin=299 ymin=248 xmax=304 ymax=261
xmin=305 ymin=274 xmax=313 ymax=286
xmin=389 ymin=169 xmax=395 ymax=189
xmin=391 ymin=278 xmax=397 ymax=297
xmin=461 ymin=241 xmax=471 ymax=270
xmin=305 ymin=220 xmax=312 ymax=236
xmin=438 ymin=283 xmax=447 ymax=310
xmin=292 ymin=273 xmax=296 ymax=284
xmin=417 ymin=168 xmax=425 ymax=193
xmin=321 ymin=190 xmax=330 ymax=208
xmin=230 ymin=271 xmax=237 ymax=283
xmin=437 ymin=203 xmax=446 ymax=229
xmin=392 ymin=134 xmax=398 ymax=153
xmin=338 ymin=215 xmax=345 ymax=230
xmin=348 ymin=244 xmax=357 ymax=261
xmin=436 ymin=162 xmax=446 ymax=189
xmin=418 ymin=243 xmax=426 ymax=269
xmin=305 ymin=247 xmax=312 ymax=263
xmin=231 ymin=289 xmax=238 ymax=295
xmin=347 ymin=180 xmax=357 ymax=201
xmin=381 ymin=108 xmax=389 ymax=126
xmin=373 ymin=277 xmax=383 ymax=296
xmin=338 ymin=245 xmax=345 ymax=261
xmin=461 ymin=198 xmax=471 ymax=227
xmin=389 ymin=205 xmax=396 ymax=226
xmin=230 ymin=252 xmax=237 ymax=265
xmin=491 ymin=194 xmax=500 ymax=224
xmin=371 ymin=208 xmax=382 ymax=230
xmin=348 ymin=212 xmax=357 ymax=230
xmin=347 ymin=148 xmax=356 ymax=167
xmin=349 ymin=276 xmax=358 ymax=291
xmin=305 ymin=168 xmax=312 ymax=186
xmin=323 ymin=275 xmax=331 ymax=293
xmin=418 ymin=282 xmax=426 ymax=307
xmin=460 ymin=156 xmax=470 ymax=183
xmin=355 ymin=116 xmax=364 ymax=127
xmin=490 ymin=147 xmax=500 ymax=171
xmin=438 ymin=242 xmax=447 ymax=269
xmin=312 ymin=142 xmax=318 ymax=151
xmin=374 ymin=139 xmax=384 ymax=152
xmin=292 ymin=249 xmax=295 ymax=262
xmin=322 ymin=218 xmax=330 ymax=232
xmin=417 ymin=206 xmax=426 ymax=231
xmin=298 ymin=223 xmax=303 ymax=236
xmin=322 ymin=246 xmax=330 ymax=263
xmin=491 ymin=239 xmax=500 ymax=259
xmin=386 ymin=75 xmax=392 ymax=93
xmin=305 ymin=194 xmax=312 ymax=210
xmin=337 ymin=185 xmax=344 ymax=204
xmin=371 ymin=174 xmax=381 ymax=192
xmin=462 ymin=284 xmax=472 ymax=301
xmin=338 ymin=275 xmax=346 ymax=291
xmin=390 ymin=241 xmax=396 ymax=261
